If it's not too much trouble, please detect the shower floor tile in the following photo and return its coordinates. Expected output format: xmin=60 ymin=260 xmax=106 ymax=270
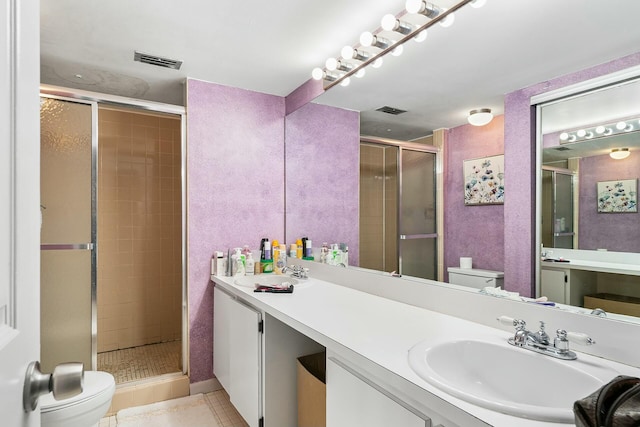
xmin=98 ymin=340 xmax=182 ymax=384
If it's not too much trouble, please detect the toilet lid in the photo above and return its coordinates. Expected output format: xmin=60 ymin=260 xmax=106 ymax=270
xmin=40 ymin=371 xmax=115 ymax=413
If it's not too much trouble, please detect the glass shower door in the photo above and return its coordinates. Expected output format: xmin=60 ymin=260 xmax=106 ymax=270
xmin=399 ymin=149 xmax=437 ymax=280
xmin=40 ymin=96 xmax=96 ymax=372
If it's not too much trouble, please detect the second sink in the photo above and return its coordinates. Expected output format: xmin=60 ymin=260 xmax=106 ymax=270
xmin=408 ymin=337 xmax=617 ymax=423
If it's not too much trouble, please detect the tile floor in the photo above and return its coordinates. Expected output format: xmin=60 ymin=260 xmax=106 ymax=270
xmin=100 ymin=389 xmax=249 ymax=427
xmin=98 ymin=340 xmax=182 ymax=384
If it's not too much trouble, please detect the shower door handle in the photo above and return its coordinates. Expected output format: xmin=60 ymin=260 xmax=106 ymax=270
xmin=40 ymin=243 xmax=94 ymax=250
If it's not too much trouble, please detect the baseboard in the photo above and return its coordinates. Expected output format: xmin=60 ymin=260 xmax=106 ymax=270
xmin=190 ymin=377 xmax=222 ymax=395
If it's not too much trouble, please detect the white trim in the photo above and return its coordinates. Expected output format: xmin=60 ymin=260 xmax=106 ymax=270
xmin=40 ymin=84 xmax=185 ymax=115
xmin=530 ymin=64 xmax=640 ymax=105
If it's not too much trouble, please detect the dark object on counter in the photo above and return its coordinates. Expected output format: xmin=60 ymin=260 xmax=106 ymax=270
xmin=574 ymin=375 xmax=640 ymax=427
xmin=254 ymin=285 xmax=294 ymax=293
xmin=543 ymin=258 xmax=570 ymax=262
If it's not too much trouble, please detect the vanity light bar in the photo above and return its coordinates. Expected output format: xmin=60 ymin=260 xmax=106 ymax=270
xmin=559 ymin=118 xmax=640 ymax=144
xmin=311 ymin=0 xmax=478 ymax=90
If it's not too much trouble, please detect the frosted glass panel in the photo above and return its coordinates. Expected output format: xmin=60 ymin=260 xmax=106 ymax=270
xmin=40 ymin=250 xmax=92 ymax=372
xmin=400 ymin=238 xmax=437 ymax=280
xmin=400 ymin=150 xmax=436 ymax=235
xmin=40 ymin=97 xmax=93 ymax=371
xmin=40 ymin=98 xmax=92 ymax=243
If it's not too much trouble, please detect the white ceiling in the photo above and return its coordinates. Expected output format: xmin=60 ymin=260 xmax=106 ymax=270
xmin=41 ymin=0 xmax=640 ymax=140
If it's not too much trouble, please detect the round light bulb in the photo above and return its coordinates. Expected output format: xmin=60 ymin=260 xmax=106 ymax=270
xmin=341 ymin=46 xmax=354 ymax=59
xmin=372 ymin=57 xmax=384 ymax=68
xmin=439 ymin=9 xmax=455 ymax=27
xmin=405 ymin=0 xmax=424 ymax=14
xmin=340 ymin=77 xmax=351 ymax=87
xmin=616 ymin=121 xmax=627 ymax=130
xmin=325 ymin=58 xmax=338 ymax=71
xmin=595 ymin=126 xmax=606 ymax=134
xmin=414 ymin=30 xmax=428 ymax=42
xmin=559 ymin=132 xmax=569 ymax=141
xmin=568 ymin=134 xmax=577 ymax=142
xmin=576 ymin=129 xmax=586 ymax=138
xmin=381 ymin=14 xmax=398 ymax=31
xmin=470 ymin=0 xmax=487 ymax=8
xmin=585 ymin=131 xmax=594 ymax=139
xmin=625 ymin=124 xmax=634 ymax=132
xmin=391 ymin=44 xmax=404 ymax=57
xmin=360 ymin=31 xmax=375 ymax=47
xmin=311 ymin=68 xmax=324 ymax=81
xmin=355 ymin=68 xmax=366 ymax=78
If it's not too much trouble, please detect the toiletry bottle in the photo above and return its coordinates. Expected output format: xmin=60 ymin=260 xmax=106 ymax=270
xmin=296 ymin=239 xmax=303 ymax=259
xmin=340 ymin=243 xmax=349 ymax=266
xmin=264 ymin=240 xmax=272 ymax=261
xmin=289 ymin=243 xmax=297 ymax=258
xmin=275 ymin=244 xmax=287 ymax=275
xmin=273 ymin=243 xmax=281 ymax=274
xmin=320 ymin=242 xmax=329 ymax=263
xmin=304 ymin=239 xmax=313 ymax=259
xmin=245 ymin=252 xmax=255 ymax=276
xmin=230 ymin=248 xmax=241 ymax=276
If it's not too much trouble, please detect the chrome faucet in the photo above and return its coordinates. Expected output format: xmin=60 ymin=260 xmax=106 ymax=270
xmin=283 ymin=265 xmax=309 ymax=279
xmin=497 ymin=316 xmax=595 ymax=360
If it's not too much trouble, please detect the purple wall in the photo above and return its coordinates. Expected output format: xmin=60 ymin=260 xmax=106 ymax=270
xmin=284 ymin=102 xmax=360 ymax=265
xmin=504 ymin=51 xmax=640 ymax=297
xmin=444 ymin=115 xmax=505 ymax=280
xmin=579 ymin=154 xmax=640 ymax=252
xmin=186 ymin=79 xmax=286 ymax=384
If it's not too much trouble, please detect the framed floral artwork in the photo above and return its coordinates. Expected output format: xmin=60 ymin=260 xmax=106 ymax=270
xmin=463 ymin=154 xmax=504 ymax=205
xmin=597 ymin=179 xmax=637 ymax=213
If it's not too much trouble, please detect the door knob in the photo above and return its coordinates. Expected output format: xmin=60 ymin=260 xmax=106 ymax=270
xmin=23 ymin=361 xmax=84 ymax=412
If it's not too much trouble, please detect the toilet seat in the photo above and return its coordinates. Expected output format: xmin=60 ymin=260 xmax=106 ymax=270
xmin=40 ymin=371 xmax=115 ymax=413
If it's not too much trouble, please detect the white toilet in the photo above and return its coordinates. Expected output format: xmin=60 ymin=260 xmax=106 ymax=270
xmin=448 ymin=267 xmax=504 ymax=289
xmin=40 ymin=371 xmax=116 ymax=427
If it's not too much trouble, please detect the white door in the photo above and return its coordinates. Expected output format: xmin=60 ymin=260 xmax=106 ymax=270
xmin=0 ymin=0 xmax=42 ymax=425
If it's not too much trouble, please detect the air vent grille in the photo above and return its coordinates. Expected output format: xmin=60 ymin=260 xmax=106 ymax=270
xmin=134 ymin=51 xmax=183 ymax=70
xmin=376 ymin=106 xmax=407 ymax=115
xmin=554 ymin=146 xmax=571 ymax=151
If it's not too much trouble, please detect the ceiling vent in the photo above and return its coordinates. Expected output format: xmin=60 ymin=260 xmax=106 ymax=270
xmin=134 ymin=51 xmax=183 ymax=70
xmin=554 ymin=146 xmax=571 ymax=151
xmin=376 ymin=106 xmax=407 ymax=115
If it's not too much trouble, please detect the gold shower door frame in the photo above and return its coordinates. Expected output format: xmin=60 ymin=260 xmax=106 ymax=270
xmin=40 ymin=94 xmax=98 ymax=371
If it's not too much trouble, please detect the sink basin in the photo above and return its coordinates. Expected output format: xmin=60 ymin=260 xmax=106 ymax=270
xmin=234 ymin=275 xmax=299 ymax=288
xmin=408 ymin=338 xmax=617 ymax=423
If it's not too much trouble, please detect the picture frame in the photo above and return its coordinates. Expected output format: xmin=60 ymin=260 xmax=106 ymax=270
xmin=597 ymin=179 xmax=637 ymax=213
xmin=463 ymin=154 xmax=505 ymax=205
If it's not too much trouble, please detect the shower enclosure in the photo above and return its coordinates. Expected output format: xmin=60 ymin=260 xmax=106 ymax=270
xmin=541 ymin=166 xmax=576 ymax=249
xmin=39 ymin=91 xmax=186 ymax=385
xmin=359 ymin=141 xmax=438 ymax=280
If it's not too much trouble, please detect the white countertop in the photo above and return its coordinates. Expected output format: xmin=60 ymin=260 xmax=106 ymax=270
xmin=211 ymin=274 xmax=640 ymax=427
xmin=541 ymin=258 xmax=640 ymax=276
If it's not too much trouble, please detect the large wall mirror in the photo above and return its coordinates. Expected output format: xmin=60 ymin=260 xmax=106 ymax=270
xmin=536 ymin=70 xmax=640 ymax=325
xmin=284 ymin=0 xmax=640 ymax=324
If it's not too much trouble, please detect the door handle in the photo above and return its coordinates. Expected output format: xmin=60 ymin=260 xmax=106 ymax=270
xmin=23 ymin=361 xmax=84 ymax=412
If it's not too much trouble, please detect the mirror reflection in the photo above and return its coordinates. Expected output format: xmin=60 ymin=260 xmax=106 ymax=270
xmin=538 ymin=77 xmax=640 ymax=322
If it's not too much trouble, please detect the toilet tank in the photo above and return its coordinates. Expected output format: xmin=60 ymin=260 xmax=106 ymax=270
xmin=447 ymin=267 xmax=504 ymax=289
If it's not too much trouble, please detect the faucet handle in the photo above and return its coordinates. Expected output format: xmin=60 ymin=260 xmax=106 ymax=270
xmin=497 ymin=316 xmax=526 ymax=330
xmin=566 ymin=331 xmax=595 ymax=346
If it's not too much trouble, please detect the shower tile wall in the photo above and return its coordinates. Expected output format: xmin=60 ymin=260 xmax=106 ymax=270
xmin=97 ymin=107 xmax=182 ymax=352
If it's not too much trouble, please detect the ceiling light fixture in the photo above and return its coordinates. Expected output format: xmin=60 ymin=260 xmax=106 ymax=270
xmin=468 ymin=108 xmax=493 ymax=126
xmin=311 ymin=0 xmax=476 ymax=89
xmin=610 ymin=148 xmax=631 ymax=160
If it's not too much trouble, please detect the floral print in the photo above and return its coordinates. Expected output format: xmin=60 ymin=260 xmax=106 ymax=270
xmin=464 ymin=156 xmax=504 ymax=205
xmin=597 ymin=180 xmax=637 ymax=213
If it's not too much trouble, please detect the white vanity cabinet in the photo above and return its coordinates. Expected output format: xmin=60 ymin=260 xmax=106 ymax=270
xmin=213 ymin=286 xmax=262 ymax=427
xmin=540 ymin=265 xmax=596 ymax=306
xmin=327 ymin=356 xmax=429 ymax=427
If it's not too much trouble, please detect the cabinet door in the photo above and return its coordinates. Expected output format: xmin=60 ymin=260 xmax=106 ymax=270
xmin=541 ymin=268 xmax=567 ymax=304
xmin=213 ymin=287 xmax=232 ymax=392
xmin=230 ymin=300 xmax=262 ymax=427
xmin=327 ymin=358 xmax=427 ymax=427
